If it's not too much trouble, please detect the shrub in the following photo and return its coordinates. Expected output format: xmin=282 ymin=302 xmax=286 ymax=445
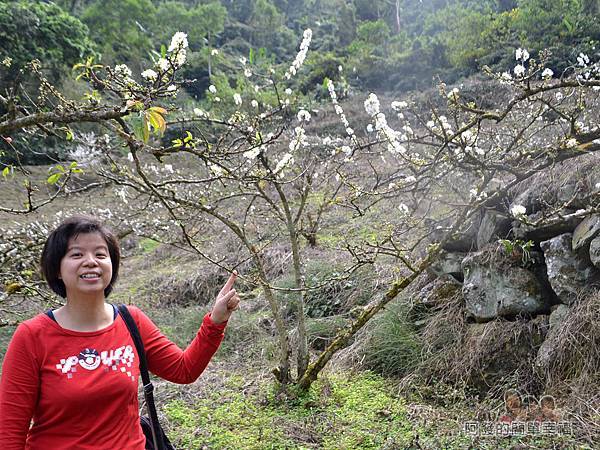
xmin=278 ymin=260 xmax=378 ymax=319
xmin=339 ymin=300 xmax=422 ymax=377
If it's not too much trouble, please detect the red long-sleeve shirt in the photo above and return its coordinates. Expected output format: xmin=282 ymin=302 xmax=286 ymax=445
xmin=0 ymin=306 xmax=226 ymax=449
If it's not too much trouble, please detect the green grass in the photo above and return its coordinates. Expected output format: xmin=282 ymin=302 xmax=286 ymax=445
xmin=163 ymin=371 xmax=415 ymax=450
xmin=139 ymin=237 xmax=161 ymax=253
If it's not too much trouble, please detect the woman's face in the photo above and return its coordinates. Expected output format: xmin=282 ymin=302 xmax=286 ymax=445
xmin=59 ymin=232 xmax=113 ymax=300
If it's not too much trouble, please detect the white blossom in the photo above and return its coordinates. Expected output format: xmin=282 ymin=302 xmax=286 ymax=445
xmin=447 ymin=88 xmax=459 ymax=100
xmin=285 ymin=88 xmax=293 ymax=95
xmin=194 ymin=108 xmax=208 ymax=118
xmin=577 ymin=53 xmax=590 ymax=67
xmin=274 ymin=152 xmax=294 ymax=174
xmin=285 ymin=28 xmax=312 ymax=79
xmin=514 ymin=64 xmax=526 ymax=77
xmin=168 ymin=32 xmax=188 ymax=52
xmin=515 ymin=48 xmax=529 ymax=61
xmin=500 ymin=71 xmax=513 ymax=83
xmin=565 ymin=138 xmax=578 ymax=148
xmin=174 ymin=49 xmax=186 ymax=67
xmin=243 ymin=147 xmax=261 ymax=159
xmin=510 ymin=204 xmax=526 ymax=217
xmin=116 ymin=188 xmax=129 ymax=204
xmin=541 ymin=68 xmax=554 ymax=79
xmin=211 ymin=49 xmax=219 ymax=56
xmin=166 ymin=84 xmax=177 ymax=92
xmin=391 ymin=101 xmax=408 ymax=111
xmin=251 ymin=99 xmax=259 ymax=108
xmin=157 ymin=58 xmax=170 ymax=72
xmin=141 ymin=69 xmax=158 ymax=81
xmin=209 ymin=85 xmax=217 ymax=94
xmin=398 ymin=203 xmax=409 ymax=215
xmin=114 ymin=64 xmax=133 ymax=80
xmin=233 ymin=93 xmax=242 ymax=106
xmin=363 ymin=93 xmax=380 ymax=116
xmin=297 ymin=109 xmax=311 ymax=122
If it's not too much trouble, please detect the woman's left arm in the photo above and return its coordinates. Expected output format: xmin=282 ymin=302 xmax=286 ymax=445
xmin=133 ymin=272 xmax=240 ymax=383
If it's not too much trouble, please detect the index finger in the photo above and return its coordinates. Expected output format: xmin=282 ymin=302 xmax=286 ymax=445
xmin=219 ymin=270 xmax=237 ymax=295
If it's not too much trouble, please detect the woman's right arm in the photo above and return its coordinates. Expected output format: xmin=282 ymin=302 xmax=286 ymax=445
xmin=0 ymin=323 xmax=40 ymax=449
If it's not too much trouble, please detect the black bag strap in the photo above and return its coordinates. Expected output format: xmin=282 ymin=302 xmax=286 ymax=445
xmin=117 ymin=304 xmax=165 ymax=450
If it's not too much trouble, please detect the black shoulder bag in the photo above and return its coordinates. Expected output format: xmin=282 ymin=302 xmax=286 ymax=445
xmin=117 ymin=304 xmax=175 ymax=450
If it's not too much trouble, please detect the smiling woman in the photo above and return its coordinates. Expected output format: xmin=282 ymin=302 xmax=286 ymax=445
xmin=0 ymin=215 xmax=241 ymax=449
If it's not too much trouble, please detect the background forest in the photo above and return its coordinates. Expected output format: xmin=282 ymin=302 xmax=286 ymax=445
xmin=2 ymin=0 xmax=600 ymax=163
xmin=1 ymin=0 xmax=600 ymax=449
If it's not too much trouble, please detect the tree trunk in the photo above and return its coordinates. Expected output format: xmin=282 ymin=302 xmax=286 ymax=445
xmin=253 ymin=252 xmax=292 ymax=384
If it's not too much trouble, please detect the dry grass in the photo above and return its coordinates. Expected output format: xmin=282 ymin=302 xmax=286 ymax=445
xmin=538 ymin=291 xmax=600 ymax=443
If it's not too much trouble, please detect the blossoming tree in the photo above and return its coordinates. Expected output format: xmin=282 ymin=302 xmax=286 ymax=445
xmin=2 ymin=28 xmax=600 ymax=391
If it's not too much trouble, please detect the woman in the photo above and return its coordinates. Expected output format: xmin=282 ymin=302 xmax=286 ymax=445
xmin=0 ymin=215 xmax=240 ymax=449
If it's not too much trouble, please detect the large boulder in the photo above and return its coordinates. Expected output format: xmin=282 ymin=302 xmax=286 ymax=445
xmin=540 ymin=233 xmax=600 ymax=305
xmin=462 ymin=250 xmax=549 ymax=321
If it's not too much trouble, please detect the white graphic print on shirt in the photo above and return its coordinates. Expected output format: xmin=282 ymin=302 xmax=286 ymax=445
xmin=54 ymin=344 xmax=136 ymax=381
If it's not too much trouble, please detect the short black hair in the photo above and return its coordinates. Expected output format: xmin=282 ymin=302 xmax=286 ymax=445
xmin=40 ymin=215 xmax=120 ymax=298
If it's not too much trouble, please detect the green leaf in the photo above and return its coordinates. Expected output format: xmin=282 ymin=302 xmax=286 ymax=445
xmin=47 ymin=173 xmax=62 ymax=184
xmin=184 ymin=131 xmax=193 ymax=143
xmin=141 ymin=116 xmax=150 ymax=142
xmin=131 ymin=117 xmax=147 ymax=143
xmin=66 ymin=129 xmax=74 ymax=141
xmin=249 ymin=48 xmax=255 ymax=65
xmin=161 ymin=44 xmax=167 ymax=58
xmin=2 ymin=166 xmax=11 ymax=178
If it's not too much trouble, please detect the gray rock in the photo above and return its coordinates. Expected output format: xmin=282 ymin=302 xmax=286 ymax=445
xmin=428 ymin=252 xmax=467 ymax=281
xmin=476 ymin=210 xmax=512 ymax=250
xmin=589 ymin=236 xmax=600 ymax=268
xmin=430 ymin=211 xmax=483 ymax=253
xmin=510 ymin=152 xmax=600 ymax=213
xmin=417 ymin=276 xmax=461 ymax=308
xmin=549 ymin=304 xmax=570 ymax=330
xmin=462 ymin=252 xmax=549 ymax=321
xmin=536 ymin=305 xmax=570 ymax=370
xmin=540 ymin=233 xmax=600 ymax=305
xmin=513 ymin=211 xmax=582 ymax=242
xmin=465 ymin=318 xmax=547 ymax=393
xmin=572 ymin=215 xmax=600 ymax=250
